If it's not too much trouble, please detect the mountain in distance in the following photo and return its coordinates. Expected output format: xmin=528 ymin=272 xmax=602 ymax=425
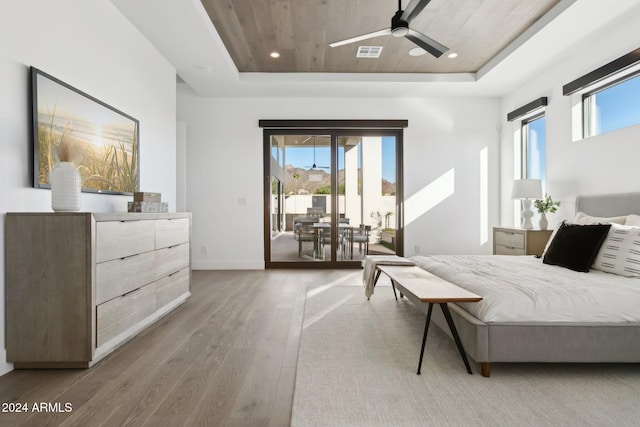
xmin=284 ymin=165 xmax=395 ymax=195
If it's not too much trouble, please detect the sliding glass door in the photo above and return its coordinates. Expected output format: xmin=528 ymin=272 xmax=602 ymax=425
xmin=337 ymin=134 xmax=398 ymax=263
xmin=263 ymin=123 xmax=404 ymax=268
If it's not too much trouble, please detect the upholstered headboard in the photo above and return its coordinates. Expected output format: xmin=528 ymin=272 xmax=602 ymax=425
xmin=575 ymin=192 xmax=640 ymax=217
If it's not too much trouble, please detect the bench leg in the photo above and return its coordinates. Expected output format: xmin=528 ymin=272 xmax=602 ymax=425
xmin=367 ymin=269 xmax=383 ymax=301
xmin=390 ymin=279 xmax=398 ymax=301
xmin=372 ymin=269 xmax=382 ymax=288
xmin=417 ymin=303 xmax=434 ymax=375
xmin=440 ymin=303 xmax=473 ymax=375
xmin=481 ymin=362 xmax=491 ymax=377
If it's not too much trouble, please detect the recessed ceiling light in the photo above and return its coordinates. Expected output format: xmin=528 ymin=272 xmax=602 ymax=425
xmin=447 ymin=52 xmax=459 ymax=59
xmin=198 ymin=65 xmax=214 ymax=72
xmin=408 ymin=47 xmax=426 ymax=57
xmin=270 ymin=52 xmax=280 ymax=58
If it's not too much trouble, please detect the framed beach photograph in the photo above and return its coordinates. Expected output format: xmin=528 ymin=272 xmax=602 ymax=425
xmin=31 ymin=66 xmax=139 ymax=194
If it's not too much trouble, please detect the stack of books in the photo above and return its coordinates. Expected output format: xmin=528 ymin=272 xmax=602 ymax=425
xmin=128 ymin=192 xmax=168 ymax=213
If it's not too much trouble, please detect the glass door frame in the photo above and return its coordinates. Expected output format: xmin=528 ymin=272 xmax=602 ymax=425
xmin=261 ymin=120 xmax=406 ymax=269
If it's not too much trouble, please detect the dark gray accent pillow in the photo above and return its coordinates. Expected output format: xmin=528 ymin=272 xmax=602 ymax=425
xmin=542 ymin=222 xmax=611 ymax=272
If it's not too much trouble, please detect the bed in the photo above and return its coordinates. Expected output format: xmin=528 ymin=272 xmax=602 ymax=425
xmin=410 ymin=192 xmax=640 ymax=377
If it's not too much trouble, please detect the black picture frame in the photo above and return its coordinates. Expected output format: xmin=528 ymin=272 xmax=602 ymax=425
xmin=31 ymin=66 xmax=139 ymax=195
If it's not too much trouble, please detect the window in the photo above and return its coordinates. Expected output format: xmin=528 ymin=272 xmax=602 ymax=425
xmin=522 ymin=113 xmax=546 ymax=185
xmin=583 ymin=71 xmax=640 ymax=137
xmin=563 ymin=48 xmax=640 ymax=139
xmin=507 ymin=96 xmax=548 ymax=191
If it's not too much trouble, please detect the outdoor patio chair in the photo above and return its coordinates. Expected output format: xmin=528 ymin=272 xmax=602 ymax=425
xmin=298 ymin=224 xmax=318 ymax=257
xmin=317 ymin=226 xmax=348 ymax=260
xmin=340 ymin=226 xmax=354 ymax=260
xmin=350 ymin=224 xmax=371 ymax=259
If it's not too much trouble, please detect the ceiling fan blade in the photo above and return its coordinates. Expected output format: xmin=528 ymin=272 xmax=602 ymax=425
xmin=405 ymin=29 xmax=448 ymax=58
xmin=400 ymin=0 xmax=432 ymax=23
xmin=329 ymin=28 xmax=391 ymax=48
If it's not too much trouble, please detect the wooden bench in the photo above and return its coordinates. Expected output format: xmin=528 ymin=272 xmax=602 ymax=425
xmin=375 ymin=265 xmax=482 ymax=375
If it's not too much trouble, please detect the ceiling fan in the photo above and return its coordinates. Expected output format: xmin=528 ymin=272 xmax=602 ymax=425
xmin=306 ymin=137 xmax=330 ymax=170
xmin=329 ymin=0 xmax=448 ymax=58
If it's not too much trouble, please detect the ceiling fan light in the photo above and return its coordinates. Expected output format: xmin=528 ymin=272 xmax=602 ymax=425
xmin=391 ymin=27 xmax=409 ymax=37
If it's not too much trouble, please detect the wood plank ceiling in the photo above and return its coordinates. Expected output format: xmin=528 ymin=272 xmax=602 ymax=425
xmin=201 ymin=0 xmax=561 ymax=74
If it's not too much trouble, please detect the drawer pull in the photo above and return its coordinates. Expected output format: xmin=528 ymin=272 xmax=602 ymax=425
xmin=122 ymin=287 xmax=140 ymax=297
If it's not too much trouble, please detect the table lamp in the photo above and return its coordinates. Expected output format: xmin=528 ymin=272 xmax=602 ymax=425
xmin=512 ymin=179 xmax=542 ymax=229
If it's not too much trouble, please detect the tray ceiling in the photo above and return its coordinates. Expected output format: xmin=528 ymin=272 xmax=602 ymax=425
xmin=201 ymin=0 xmax=561 ymax=74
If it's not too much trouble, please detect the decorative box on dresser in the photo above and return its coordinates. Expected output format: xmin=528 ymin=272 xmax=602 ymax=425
xmin=5 ymin=212 xmax=191 ymax=368
xmin=493 ymin=227 xmax=552 ymax=257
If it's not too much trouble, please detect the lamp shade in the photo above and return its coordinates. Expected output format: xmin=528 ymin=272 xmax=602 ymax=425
xmin=511 ymin=179 xmax=542 ymax=200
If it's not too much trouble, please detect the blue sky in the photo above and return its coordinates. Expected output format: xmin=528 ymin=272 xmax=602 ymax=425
xmin=526 ymin=116 xmax=546 ymax=184
xmin=595 ymin=74 xmax=640 ymax=134
xmin=284 ymin=136 xmax=396 ymax=183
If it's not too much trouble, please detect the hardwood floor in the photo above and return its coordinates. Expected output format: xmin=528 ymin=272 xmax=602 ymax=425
xmin=0 ymin=270 xmax=344 ymax=427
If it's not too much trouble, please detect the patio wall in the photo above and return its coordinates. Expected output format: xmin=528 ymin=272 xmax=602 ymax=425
xmin=283 ymin=194 xmax=396 ymax=231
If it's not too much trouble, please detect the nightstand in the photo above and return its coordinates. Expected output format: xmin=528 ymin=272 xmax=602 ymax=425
xmin=493 ymin=227 xmax=553 ymax=256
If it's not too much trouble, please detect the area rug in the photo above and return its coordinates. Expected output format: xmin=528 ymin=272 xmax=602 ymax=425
xmin=291 ymin=284 xmax=640 ymax=427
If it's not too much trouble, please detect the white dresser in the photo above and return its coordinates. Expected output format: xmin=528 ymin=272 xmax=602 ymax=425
xmin=493 ymin=227 xmax=552 ymax=257
xmin=5 ymin=212 xmax=191 ymax=368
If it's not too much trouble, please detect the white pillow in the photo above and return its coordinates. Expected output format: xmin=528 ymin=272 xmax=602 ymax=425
xmin=626 ymin=214 xmax=640 ymax=227
xmin=574 ymin=212 xmax=627 ymax=225
xmin=592 ymin=223 xmax=640 ymax=277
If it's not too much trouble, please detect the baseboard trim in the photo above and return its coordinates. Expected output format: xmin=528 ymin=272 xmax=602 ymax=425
xmin=192 ymin=260 xmax=265 ymax=270
xmin=0 ymin=350 xmax=13 ymax=377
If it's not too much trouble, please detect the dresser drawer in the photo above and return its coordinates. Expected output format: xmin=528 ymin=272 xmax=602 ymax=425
xmin=96 ymin=251 xmax=156 ymax=305
xmin=155 ymin=243 xmax=190 ymax=279
xmin=155 ymin=268 xmax=190 ymax=310
xmin=494 ymin=230 xmax=525 ymax=249
xmin=155 ymin=218 xmax=189 ymax=249
xmin=494 ymin=244 xmax=526 ymax=256
xmin=96 ymin=220 xmax=155 ymax=262
xmin=96 ymin=283 xmax=156 ymax=347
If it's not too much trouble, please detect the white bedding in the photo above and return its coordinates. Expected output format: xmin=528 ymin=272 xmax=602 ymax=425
xmin=410 ymin=255 xmax=640 ymax=323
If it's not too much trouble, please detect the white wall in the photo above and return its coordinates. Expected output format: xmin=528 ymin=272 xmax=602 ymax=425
xmin=0 ymin=0 xmax=177 ymax=375
xmin=499 ymin=6 xmax=640 ymax=228
xmin=178 ymin=89 xmax=501 ymax=269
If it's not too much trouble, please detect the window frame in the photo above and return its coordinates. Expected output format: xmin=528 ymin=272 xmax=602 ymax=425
xmin=260 ymin=120 xmax=406 ymax=269
xmin=521 ymin=111 xmax=546 ymax=180
xmin=581 ymin=68 xmax=640 ymax=138
xmin=563 ymin=48 xmax=640 ymax=141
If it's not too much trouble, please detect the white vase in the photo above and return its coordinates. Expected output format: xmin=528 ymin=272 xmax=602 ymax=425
xmin=538 ymin=212 xmax=548 ymax=230
xmin=50 ymin=162 xmax=81 ymax=212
